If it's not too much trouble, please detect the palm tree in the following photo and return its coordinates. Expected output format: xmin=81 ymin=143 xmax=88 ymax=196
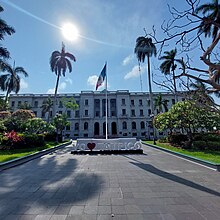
xmin=195 ymin=0 xmax=220 ymax=40
xmin=134 ymin=36 xmax=156 ymax=113
xmin=0 ymin=61 xmax=28 ymax=102
xmin=159 ymin=48 xmax=182 ymax=103
xmin=0 ymin=5 xmax=15 ymax=60
xmin=41 ymin=97 xmax=53 ymax=123
xmin=50 ymin=43 xmax=76 ymax=116
xmin=134 ymin=36 xmax=157 ymax=143
xmin=154 ymin=93 xmax=169 ymax=113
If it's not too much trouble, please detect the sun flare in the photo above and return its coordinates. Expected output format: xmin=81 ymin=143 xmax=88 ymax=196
xmin=61 ymin=23 xmax=79 ymax=41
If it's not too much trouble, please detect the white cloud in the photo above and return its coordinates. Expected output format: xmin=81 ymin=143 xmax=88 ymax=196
xmin=124 ymin=65 xmax=146 ymax=80
xmin=47 ymin=88 xmax=55 ymax=94
xmin=122 ymin=54 xmax=134 ymax=66
xmin=87 ymin=75 xmax=98 ymax=87
xmin=59 ymin=82 xmax=67 ymax=90
xmin=65 ymin=78 xmax=72 ymax=84
xmin=20 ymin=79 xmax=28 ymax=89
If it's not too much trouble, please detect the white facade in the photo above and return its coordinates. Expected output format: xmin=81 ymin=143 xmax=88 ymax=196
xmin=7 ymin=90 xmax=179 ymax=139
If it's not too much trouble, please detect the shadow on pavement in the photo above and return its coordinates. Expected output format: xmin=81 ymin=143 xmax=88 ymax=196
xmin=0 ymin=146 xmax=103 ymax=218
xmin=130 ymin=162 xmax=220 ymax=197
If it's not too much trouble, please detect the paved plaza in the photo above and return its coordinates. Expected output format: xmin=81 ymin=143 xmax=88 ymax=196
xmin=0 ymin=144 xmax=220 ymax=220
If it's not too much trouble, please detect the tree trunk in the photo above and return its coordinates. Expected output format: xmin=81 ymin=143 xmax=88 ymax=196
xmin=53 ymin=74 xmax=60 ymax=117
xmin=147 ymin=55 xmax=156 ymax=143
xmin=172 ymin=69 xmax=178 ymax=103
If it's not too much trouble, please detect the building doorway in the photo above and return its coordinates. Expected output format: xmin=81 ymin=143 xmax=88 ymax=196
xmin=111 ymin=122 xmax=117 ymax=135
xmin=94 ymin=122 xmax=100 ymax=136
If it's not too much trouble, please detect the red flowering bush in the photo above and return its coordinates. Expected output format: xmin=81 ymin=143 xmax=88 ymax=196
xmin=3 ymin=130 xmax=24 ymax=148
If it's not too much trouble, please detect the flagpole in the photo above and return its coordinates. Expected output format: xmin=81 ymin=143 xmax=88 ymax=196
xmin=105 ymin=62 xmax=108 ymax=140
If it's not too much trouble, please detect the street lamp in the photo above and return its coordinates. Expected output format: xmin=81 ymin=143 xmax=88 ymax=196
xmin=150 ymin=113 xmax=156 ymax=145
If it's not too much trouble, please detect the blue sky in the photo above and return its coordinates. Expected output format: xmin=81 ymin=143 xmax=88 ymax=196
xmin=0 ymin=0 xmax=203 ymax=94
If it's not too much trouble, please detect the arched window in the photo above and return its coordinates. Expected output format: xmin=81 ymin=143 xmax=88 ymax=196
xmin=132 ymin=121 xmax=136 ymax=129
xmin=122 ymin=121 xmax=127 ymax=129
xmin=140 ymin=121 xmax=145 ymax=129
xmin=84 ymin=122 xmax=88 ymax=130
xmin=75 ymin=123 xmax=79 ymax=130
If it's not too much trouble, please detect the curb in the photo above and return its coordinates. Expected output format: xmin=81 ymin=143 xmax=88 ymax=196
xmin=142 ymin=142 xmax=220 ymax=172
xmin=0 ymin=141 xmax=71 ymax=172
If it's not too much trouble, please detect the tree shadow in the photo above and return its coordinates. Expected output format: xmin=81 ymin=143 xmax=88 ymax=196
xmin=130 ymin=161 xmax=220 ymax=197
xmin=0 ymin=146 xmax=103 ymax=218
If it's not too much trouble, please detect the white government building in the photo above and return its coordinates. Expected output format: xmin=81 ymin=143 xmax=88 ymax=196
xmin=7 ymin=90 xmax=180 ymax=139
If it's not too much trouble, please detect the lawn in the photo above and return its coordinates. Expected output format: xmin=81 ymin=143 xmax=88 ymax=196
xmin=144 ymin=141 xmax=220 ymax=164
xmin=0 ymin=142 xmax=64 ymax=163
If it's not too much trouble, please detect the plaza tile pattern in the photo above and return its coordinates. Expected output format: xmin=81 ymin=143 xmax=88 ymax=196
xmin=0 ymin=144 xmax=220 ymax=220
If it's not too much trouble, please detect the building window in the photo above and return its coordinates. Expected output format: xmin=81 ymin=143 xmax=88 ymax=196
xmin=132 ymin=122 xmax=136 ymax=129
xmin=59 ymin=111 xmax=62 ymax=114
xmin=75 ymin=110 xmax=79 ymax=117
xmin=132 ymin=133 xmax=137 ymax=137
xmin=85 ymin=99 xmax=88 ymax=105
xmin=131 ymin=99 xmax=134 ymax=106
xmin=75 ymin=123 xmax=79 ymax=130
xmin=140 ymin=121 xmax=145 ymax=129
xmin=84 ymin=122 xmax=88 ymax=130
xmin=122 ymin=98 xmax=125 ymax=105
xmin=18 ymin=101 xmax=21 ymax=107
xmin=140 ymin=109 xmax=144 ymax=116
xmin=148 ymin=109 xmax=151 ymax=115
xmin=67 ymin=110 xmax=71 ymax=118
xmin=84 ymin=133 xmax=88 ymax=137
xmin=95 ymin=111 xmax=100 ymax=117
xmin=122 ymin=109 xmax=126 ymax=115
xmin=50 ymin=111 xmax=52 ymax=117
xmin=34 ymin=111 xmax=37 ymax=117
xmin=139 ymin=99 xmax=143 ymax=106
xmin=41 ymin=111 xmax=45 ymax=118
xmin=147 ymin=100 xmax=150 ymax=106
xmin=111 ymin=111 xmax=116 ymax=116
xmin=172 ymin=99 xmax=175 ymax=104
xmin=131 ymin=109 xmax=135 ymax=116
xmin=141 ymin=132 xmax=146 ymax=136
xmin=34 ymin=101 xmax=38 ymax=108
xmin=11 ymin=101 xmax=15 ymax=107
xmin=159 ymin=131 xmax=164 ymax=135
xmin=66 ymin=124 xmax=70 ymax=130
xmin=85 ymin=110 xmax=88 ymax=116
xmin=122 ymin=121 xmax=127 ymax=129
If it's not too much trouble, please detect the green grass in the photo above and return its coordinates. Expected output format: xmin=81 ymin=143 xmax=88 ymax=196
xmin=0 ymin=141 xmax=64 ymax=163
xmin=144 ymin=141 xmax=220 ymax=164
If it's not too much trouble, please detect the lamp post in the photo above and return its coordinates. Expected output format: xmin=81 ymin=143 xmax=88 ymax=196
xmin=150 ymin=113 xmax=156 ymax=145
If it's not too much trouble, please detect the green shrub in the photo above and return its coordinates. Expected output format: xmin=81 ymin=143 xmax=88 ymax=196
xmin=193 ymin=133 xmax=220 ymax=142
xmin=192 ymin=141 xmax=207 ymax=150
xmin=158 ymin=136 xmax=168 ymax=143
xmin=22 ymin=133 xmax=45 ymax=148
xmin=168 ymin=133 xmax=188 ymax=147
xmin=206 ymin=141 xmax=220 ymax=151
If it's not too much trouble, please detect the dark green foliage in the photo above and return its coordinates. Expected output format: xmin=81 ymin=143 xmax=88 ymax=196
xmin=192 ymin=141 xmax=207 ymax=150
xmin=168 ymin=133 xmax=188 ymax=147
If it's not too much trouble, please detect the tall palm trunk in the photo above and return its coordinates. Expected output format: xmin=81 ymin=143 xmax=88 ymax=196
xmin=147 ymin=55 xmax=156 ymax=143
xmin=147 ymin=55 xmax=153 ymax=113
xmin=172 ymin=68 xmax=178 ymax=103
xmin=53 ymin=74 xmax=60 ymax=117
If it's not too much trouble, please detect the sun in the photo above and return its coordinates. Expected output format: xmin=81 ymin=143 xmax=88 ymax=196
xmin=61 ymin=23 xmax=79 ymax=41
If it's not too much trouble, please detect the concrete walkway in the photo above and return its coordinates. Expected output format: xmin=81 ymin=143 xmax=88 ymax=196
xmin=0 ymin=144 xmax=220 ymax=220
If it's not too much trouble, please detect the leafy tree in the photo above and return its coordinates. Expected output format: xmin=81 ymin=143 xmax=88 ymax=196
xmin=50 ymin=43 xmax=76 ymax=116
xmin=0 ymin=96 xmax=8 ymax=111
xmin=41 ymin=97 xmax=53 ymax=123
xmin=159 ymin=48 xmax=183 ymax=103
xmin=23 ymin=118 xmax=50 ymax=134
xmin=52 ymin=113 xmax=70 ymax=142
xmin=154 ymin=93 xmax=169 ymax=113
xmin=0 ymin=61 xmax=28 ymax=102
xmin=61 ymin=97 xmax=79 ymax=113
xmin=18 ymin=102 xmax=32 ymax=110
xmin=134 ymin=36 xmax=156 ymax=113
xmin=154 ymin=100 xmax=220 ymax=145
xmin=0 ymin=110 xmax=11 ymax=120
